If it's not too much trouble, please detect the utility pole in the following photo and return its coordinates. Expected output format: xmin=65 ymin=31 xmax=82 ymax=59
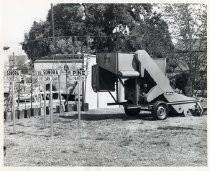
xmin=51 ymin=3 xmax=55 ymax=46
xmin=51 ymin=3 xmax=62 ymax=114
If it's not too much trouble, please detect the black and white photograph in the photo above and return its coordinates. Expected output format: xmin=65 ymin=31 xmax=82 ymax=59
xmin=1 ymin=0 xmax=208 ymax=169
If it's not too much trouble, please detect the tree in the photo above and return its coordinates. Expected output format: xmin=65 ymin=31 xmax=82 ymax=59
xmin=21 ymin=21 xmax=52 ymax=62
xmin=158 ymin=4 xmax=207 ymax=95
xmin=22 ymin=4 xmax=174 ymax=60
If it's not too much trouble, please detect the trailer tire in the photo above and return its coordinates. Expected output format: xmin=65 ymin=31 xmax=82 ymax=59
xmin=124 ymin=107 xmax=140 ymax=117
xmin=152 ymin=101 xmax=168 ymax=120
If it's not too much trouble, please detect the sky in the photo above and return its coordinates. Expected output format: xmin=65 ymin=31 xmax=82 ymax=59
xmin=1 ymin=0 xmax=52 ymax=64
xmin=1 ymin=0 xmax=208 ymax=65
xmin=0 ymin=0 xmax=162 ymax=64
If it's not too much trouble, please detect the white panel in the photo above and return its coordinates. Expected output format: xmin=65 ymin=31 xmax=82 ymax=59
xmin=85 ymin=56 xmax=118 ymax=109
xmin=85 ymin=56 xmax=97 ymax=109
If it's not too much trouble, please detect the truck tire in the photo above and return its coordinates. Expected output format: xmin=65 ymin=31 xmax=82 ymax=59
xmin=124 ymin=107 xmax=140 ymax=117
xmin=152 ymin=101 xmax=168 ymax=120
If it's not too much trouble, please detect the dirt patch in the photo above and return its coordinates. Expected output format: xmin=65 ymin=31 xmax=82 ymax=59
xmin=4 ymin=108 xmax=207 ymax=166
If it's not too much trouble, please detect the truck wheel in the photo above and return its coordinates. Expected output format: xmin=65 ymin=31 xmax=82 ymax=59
xmin=152 ymin=101 xmax=168 ymax=120
xmin=124 ymin=107 xmax=140 ymax=117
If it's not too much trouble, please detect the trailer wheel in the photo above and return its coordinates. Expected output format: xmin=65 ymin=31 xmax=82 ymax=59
xmin=124 ymin=107 xmax=140 ymax=117
xmin=152 ymin=101 xmax=168 ymax=120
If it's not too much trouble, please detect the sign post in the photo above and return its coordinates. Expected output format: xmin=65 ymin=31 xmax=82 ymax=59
xmin=78 ymin=78 xmax=81 ymax=129
xmin=39 ymin=85 xmax=42 ymax=114
xmin=17 ymin=83 xmax=20 ymax=110
xmin=5 ymin=69 xmax=21 ymax=133
xmin=37 ymin=71 xmax=46 ymax=128
xmin=58 ymin=75 xmax=62 ymax=114
xmin=44 ymin=84 xmax=46 ymax=128
xmin=50 ymin=78 xmax=53 ymax=137
xmin=30 ymin=70 xmax=34 ymax=117
xmin=64 ymin=64 xmax=69 ymax=111
xmin=40 ymin=69 xmax=60 ymax=136
xmin=69 ymin=69 xmax=87 ymax=130
xmin=12 ymin=81 xmax=16 ymax=133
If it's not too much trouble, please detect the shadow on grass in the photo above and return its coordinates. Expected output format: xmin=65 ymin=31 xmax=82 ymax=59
xmin=157 ymin=126 xmax=194 ymax=130
xmin=59 ymin=113 xmax=154 ymax=121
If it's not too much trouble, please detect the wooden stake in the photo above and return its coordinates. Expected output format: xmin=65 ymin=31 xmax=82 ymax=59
xmin=44 ymin=84 xmax=46 ymax=128
xmin=50 ymin=78 xmax=53 ymax=137
xmin=18 ymin=83 xmax=20 ymax=110
xmin=78 ymin=78 xmax=81 ymax=129
xmin=12 ymin=52 xmax=16 ymax=133
xmin=58 ymin=75 xmax=62 ymax=114
xmin=12 ymin=81 xmax=16 ymax=133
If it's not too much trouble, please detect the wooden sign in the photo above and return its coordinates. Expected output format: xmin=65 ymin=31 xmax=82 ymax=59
xmin=41 ymin=69 xmax=60 ymax=76
xmin=5 ymin=70 xmax=21 ymax=76
xmin=6 ymin=76 xmax=21 ymax=82
xmin=68 ymin=70 xmax=87 ymax=76
xmin=38 ymin=76 xmax=58 ymax=82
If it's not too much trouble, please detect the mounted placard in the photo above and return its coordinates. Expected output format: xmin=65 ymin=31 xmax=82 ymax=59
xmin=68 ymin=70 xmax=87 ymax=76
xmin=41 ymin=69 xmax=60 ymax=76
xmin=5 ymin=70 xmax=21 ymax=76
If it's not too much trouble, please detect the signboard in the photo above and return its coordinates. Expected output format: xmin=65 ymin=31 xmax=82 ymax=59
xmin=69 ymin=76 xmax=86 ymax=81
xmin=41 ymin=69 xmax=60 ymax=76
xmin=38 ymin=76 xmax=58 ymax=82
xmin=24 ymin=76 xmax=38 ymax=84
xmin=5 ymin=70 xmax=21 ymax=76
xmin=4 ymin=69 xmax=21 ymax=82
xmin=38 ymin=69 xmax=60 ymax=83
xmin=6 ymin=76 xmax=21 ymax=82
xmin=68 ymin=69 xmax=88 ymax=81
xmin=68 ymin=70 xmax=87 ymax=76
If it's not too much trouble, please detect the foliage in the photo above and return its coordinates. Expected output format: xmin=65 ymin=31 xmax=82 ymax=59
xmin=22 ymin=3 xmax=174 ymax=60
xmin=175 ymin=72 xmax=190 ymax=95
xmin=158 ymin=4 xmax=207 ymax=94
xmin=21 ymin=21 xmax=51 ymax=62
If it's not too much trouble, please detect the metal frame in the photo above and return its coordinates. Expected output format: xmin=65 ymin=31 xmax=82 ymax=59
xmin=106 ymin=74 xmax=201 ymax=112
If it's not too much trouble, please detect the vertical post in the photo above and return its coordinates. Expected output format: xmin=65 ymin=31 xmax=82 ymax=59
xmin=10 ymin=83 xmax=13 ymax=117
xmin=50 ymin=78 xmax=53 ymax=137
xmin=12 ymin=81 xmax=16 ymax=133
xmin=135 ymin=78 xmax=139 ymax=106
xmin=51 ymin=3 xmax=55 ymax=46
xmin=17 ymin=83 xmax=20 ymax=110
xmin=25 ymin=98 xmax=26 ymax=110
xmin=31 ymin=69 xmax=33 ymax=116
xmin=116 ymin=78 xmax=119 ymax=103
xmin=82 ymin=54 xmax=85 ymax=111
xmin=44 ymin=84 xmax=46 ymax=128
xmin=39 ymin=85 xmax=41 ymax=107
xmin=97 ymin=92 xmax=99 ymax=109
xmin=78 ymin=78 xmax=81 ymax=129
xmin=12 ymin=52 xmax=16 ymax=133
xmin=66 ymin=70 xmax=68 ymax=111
xmin=58 ymin=75 xmax=62 ymax=114
xmin=118 ymin=79 xmax=124 ymax=108
xmin=39 ymin=84 xmax=42 ymax=113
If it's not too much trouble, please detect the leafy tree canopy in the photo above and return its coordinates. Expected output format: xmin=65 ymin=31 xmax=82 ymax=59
xmin=22 ymin=3 xmax=174 ymax=61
